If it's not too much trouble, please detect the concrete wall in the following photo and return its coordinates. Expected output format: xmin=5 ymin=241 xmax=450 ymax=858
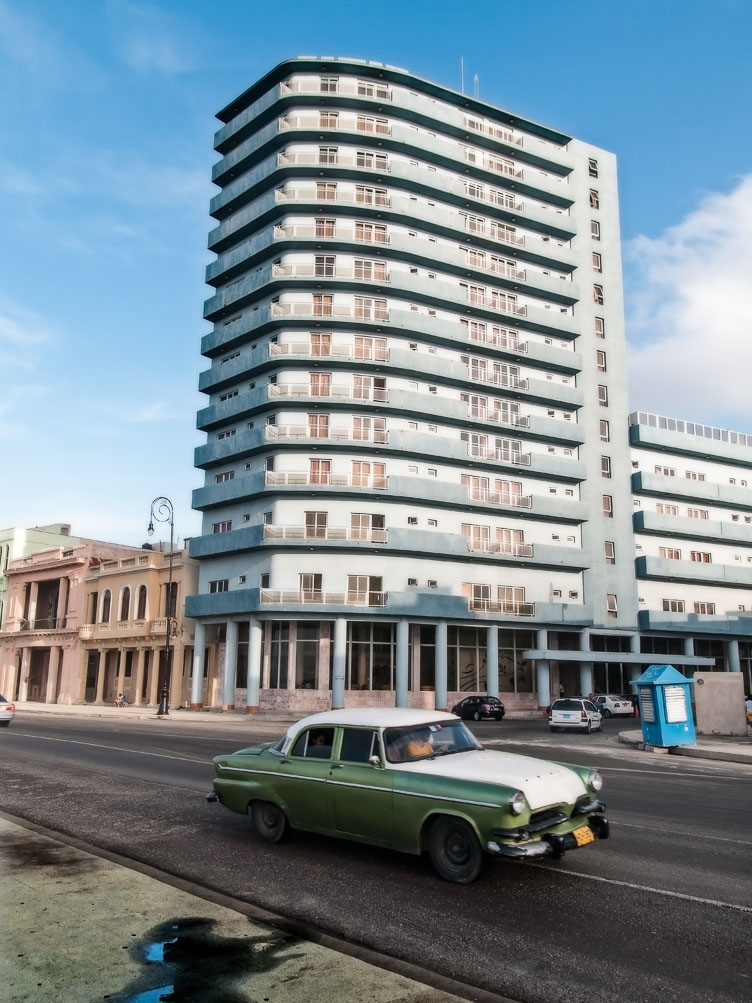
xmin=693 ymin=671 xmax=747 ymax=736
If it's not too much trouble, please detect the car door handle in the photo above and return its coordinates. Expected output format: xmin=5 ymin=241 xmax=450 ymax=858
xmin=329 ymin=763 xmax=343 ymax=769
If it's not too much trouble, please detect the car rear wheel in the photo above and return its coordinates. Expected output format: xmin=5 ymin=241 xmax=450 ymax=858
xmin=602 ymin=708 xmax=612 ymax=718
xmin=251 ymin=801 xmax=288 ymax=843
xmin=585 ymin=720 xmax=592 ymax=734
xmin=473 ymin=711 xmax=481 ymax=721
xmin=429 ymin=816 xmax=482 ymax=884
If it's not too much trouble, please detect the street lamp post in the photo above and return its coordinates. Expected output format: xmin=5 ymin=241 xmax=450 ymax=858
xmin=148 ymin=496 xmax=174 ymax=717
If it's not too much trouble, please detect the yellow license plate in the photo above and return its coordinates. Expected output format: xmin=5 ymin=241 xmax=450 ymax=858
xmin=573 ymin=826 xmax=594 ymax=847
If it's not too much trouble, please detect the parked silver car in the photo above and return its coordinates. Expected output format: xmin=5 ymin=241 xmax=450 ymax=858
xmin=0 ymin=694 xmax=16 ymax=727
xmin=549 ymin=698 xmax=602 ymax=733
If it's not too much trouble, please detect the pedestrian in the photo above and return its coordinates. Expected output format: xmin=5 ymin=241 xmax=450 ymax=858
xmin=745 ymin=693 xmax=752 ymax=725
xmin=115 ymin=693 xmax=128 ymax=707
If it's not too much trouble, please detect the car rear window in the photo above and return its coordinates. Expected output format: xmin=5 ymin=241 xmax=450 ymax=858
xmin=552 ymin=699 xmax=582 ymax=710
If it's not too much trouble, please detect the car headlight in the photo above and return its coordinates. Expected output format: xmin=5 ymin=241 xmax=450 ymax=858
xmin=509 ymin=791 xmax=527 ymax=816
xmin=588 ymin=769 xmax=603 ymax=793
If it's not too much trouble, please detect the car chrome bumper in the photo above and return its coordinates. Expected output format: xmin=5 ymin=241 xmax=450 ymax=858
xmin=487 ymin=813 xmax=609 ymax=860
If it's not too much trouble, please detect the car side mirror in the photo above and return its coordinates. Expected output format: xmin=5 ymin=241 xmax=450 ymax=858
xmin=369 ymin=755 xmax=383 ymax=768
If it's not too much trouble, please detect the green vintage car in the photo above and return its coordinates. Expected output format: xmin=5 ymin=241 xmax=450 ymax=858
xmin=208 ymin=708 xmax=609 ymax=883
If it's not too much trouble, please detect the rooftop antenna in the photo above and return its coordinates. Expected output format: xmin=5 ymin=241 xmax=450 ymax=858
xmin=460 ymin=57 xmax=465 ymax=95
xmin=473 ymin=73 xmax=479 ymax=98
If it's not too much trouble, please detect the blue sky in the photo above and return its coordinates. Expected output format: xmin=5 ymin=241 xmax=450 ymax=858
xmin=2 ymin=0 xmax=751 ymax=547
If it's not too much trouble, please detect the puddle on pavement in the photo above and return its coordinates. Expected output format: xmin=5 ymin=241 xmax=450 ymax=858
xmin=117 ymin=916 xmax=306 ymax=1002
xmin=1 ymin=830 xmax=99 ymax=875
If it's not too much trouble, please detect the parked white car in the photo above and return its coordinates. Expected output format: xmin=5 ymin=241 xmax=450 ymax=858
xmin=592 ymin=694 xmax=633 ymax=718
xmin=549 ymin=698 xmax=602 ymax=733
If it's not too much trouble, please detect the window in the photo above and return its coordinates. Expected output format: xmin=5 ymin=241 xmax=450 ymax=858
xmin=685 ymin=470 xmax=706 ymax=481
xmin=260 ymin=573 xmax=270 ymax=589
xmin=588 ymin=158 xmax=599 ymax=178
xmin=314 ymin=255 xmax=335 ymax=277
xmin=660 ymin=547 xmax=681 ymax=560
xmin=309 ymin=459 xmax=331 ymax=484
xmin=591 ymin=220 xmax=601 ymax=240
xmin=598 ymin=384 xmax=608 ymax=406
xmin=219 ymin=389 xmax=238 ymax=401
xmin=592 ymin=252 xmax=602 ymax=272
xmin=602 ymin=495 xmax=613 ymax=518
xmin=312 ymin=293 xmax=333 ymax=317
xmin=310 ymin=372 xmax=331 ymax=396
xmin=606 ymin=594 xmax=617 ymax=617
xmin=217 ymin=428 xmax=236 ymax=440
xmin=100 ymin=591 xmax=109 ymax=623
xmin=589 ymin=189 xmax=600 ymax=209
xmin=308 ymin=413 xmax=329 ymax=438
xmin=212 ymin=520 xmax=232 ymax=534
xmin=655 ymin=465 xmax=676 ymax=476
xmin=593 ymin=284 xmax=604 ymax=305
xmin=119 ymin=587 xmax=130 ymax=622
xmin=315 ymin=218 xmax=336 ymax=238
xmin=209 ymin=580 xmax=229 ymax=593
xmin=136 ymin=585 xmax=147 ymax=620
xmin=215 ymin=471 xmax=234 ymax=483
xmin=604 ymin=541 xmax=615 ymax=565
xmin=656 ymin=503 xmax=678 ymax=515
xmin=318 ymin=145 xmax=338 ymax=164
xmin=694 ymin=602 xmax=715 ymax=615
xmin=601 ymin=455 xmax=611 ymax=478
xmin=319 ymin=111 xmax=338 ymax=128
xmin=316 ymin=182 xmax=337 ymax=201
xmin=687 ymin=508 xmax=709 ymax=520
xmin=594 ymin=316 xmax=605 ymax=338
xmin=690 ymin=551 xmax=711 ymax=563
xmin=599 ymin=419 xmax=610 ymax=442
xmin=596 ymin=350 xmax=607 ymax=372
xmin=300 ymin=573 xmax=322 ymax=600
xmin=319 ymin=76 xmax=338 ymax=92
xmin=305 ymin=511 xmax=328 ymax=538
xmin=663 ymin=599 xmax=685 ymax=612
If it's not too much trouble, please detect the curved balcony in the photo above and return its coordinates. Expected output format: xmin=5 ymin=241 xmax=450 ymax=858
xmin=466 ymin=444 xmax=532 ymax=467
xmin=263 ymin=525 xmax=388 ymax=544
xmin=266 ymin=423 xmax=387 ymax=445
xmin=466 ymin=539 xmax=534 ymax=558
xmin=261 ymin=588 xmax=387 ymax=607
xmin=468 ymin=598 xmax=535 ymax=616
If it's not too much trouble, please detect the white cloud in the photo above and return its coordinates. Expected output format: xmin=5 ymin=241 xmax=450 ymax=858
xmin=0 ymin=1 xmax=62 ymax=77
xmin=625 ymin=174 xmax=752 ymax=431
xmin=108 ymin=1 xmax=197 ymax=75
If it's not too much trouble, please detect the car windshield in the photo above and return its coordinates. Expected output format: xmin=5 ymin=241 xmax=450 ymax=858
xmin=384 ymin=719 xmax=481 ymax=763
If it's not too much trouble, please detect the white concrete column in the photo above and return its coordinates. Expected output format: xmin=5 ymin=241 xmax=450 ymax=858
xmin=535 ymin=661 xmax=550 ymax=710
xmin=395 ymin=619 xmax=409 ymax=708
xmin=95 ymin=651 xmax=107 ymax=704
xmin=44 ymin=647 xmax=61 ymax=703
xmin=486 ymin=625 xmax=499 ymax=698
xmin=684 ymin=636 xmax=694 ymax=659
xmin=115 ymin=649 xmax=126 ymax=700
xmin=28 ymin=582 xmax=39 ymax=627
xmin=286 ymin=622 xmax=297 ymax=692
xmin=245 ymin=618 xmax=262 ymax=713
xmin=331 ymin=617 xmax=347 ymax=709
xmin=19 ymin=648 xmax=31 ymax=701
xmin=579 ymin=663 xmax=594 ymax=698
xmin=223 ymin=619 xmax=239 ymax=710
xmin=133 ymin=648 xmax=147 ymax=706
xmin=435 ymin=621 xmax=448 ymax=711
xmin=727 ymin=639 xmax=741 ymax=673
xmin=148 ymin=650 xmax=160 ymax=706
xmin=190 ymin=622 xmax=205 ymax=709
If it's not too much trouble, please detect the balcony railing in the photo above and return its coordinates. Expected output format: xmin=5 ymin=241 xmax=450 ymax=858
xmin=467 ymin=407 xmax=530 ymax=429
xmin=274 ymin=223 xmax=391 ymax=245
xmin=468 ymin=598 xmax=535 ymax=616
xmin=261 ymin=588 xmax=387 ymax=606
xmin=466 ymin=540 xmax=534 ymax=557
xmin=465 ymin=325 xmax=528 ymax=353
xmin=466 ymin=118 xmax=523 ymax=147
xmin=463 ymin=221 xmax=525 ymax=247
xmin=466 ymin=370 xmax=529 ymax=391
xmin=19 ymin=616 xmax=68 ymax=631
xmin=267 ymin=424 xmax=388 ymax=444
xmin=466 ymin=445 xmax=532 ymax=466
xmin=272 ymin=263 xmax=391 ymax=283
xmin=263 ymin=525 xmax=387 ymax=543
xmin=279 ymin=115 xmax=392 ymax=136
xmin=79 ymin=620 xmax=149 ymax=639
xmin=269 ymin=341 xmax=389 ymax=361
xmin=268 ymin=383 xmax=388 ymax=403
xmin=266 ymin=472 xmax=389 ymax=490
xmin=271 ymin=302 xmax=390 ymax=323
xmin=280 ymin=79 xmax=392 ymax=100
xmin=464 ymin=292 xmax=527 ymax=316
xmin=466 ymin=488 xmax=533 ymax=508
xmin=277 ymin=151 xmax=391 ymax=172
xmin=276 ymin=187 xmax=392 ymax=208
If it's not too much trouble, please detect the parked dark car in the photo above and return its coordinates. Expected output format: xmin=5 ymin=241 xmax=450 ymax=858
xmin=451 ymin=695 xmax=505 ymax=721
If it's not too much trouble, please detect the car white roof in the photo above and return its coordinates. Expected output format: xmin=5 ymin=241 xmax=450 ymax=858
xmin=285 ymin=707 xmax=456 ymax=743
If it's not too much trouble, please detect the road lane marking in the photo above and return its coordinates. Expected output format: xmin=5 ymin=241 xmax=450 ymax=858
xmin=614 ymin=820 xmax=752 ymax=846
xmin=528 ymin=864 xmax=752 ymax=912
xmin=7 ymin=732 xmax=210 ymax=765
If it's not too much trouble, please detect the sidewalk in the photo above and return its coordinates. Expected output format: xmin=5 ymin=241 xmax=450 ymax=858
xmin=616 ymin=727 xmax=752 ymax=764
xmin=0 ymin=815 xmax=466 ymax=1003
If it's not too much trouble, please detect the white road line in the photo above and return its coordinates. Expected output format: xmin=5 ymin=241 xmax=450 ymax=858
xmin=529 ymin=864 xmax=752 ymax=912
xmin=8 ymin=732 xmax=209 ymax=765
xmin=615 ymin=820 xmax=752 ymax=846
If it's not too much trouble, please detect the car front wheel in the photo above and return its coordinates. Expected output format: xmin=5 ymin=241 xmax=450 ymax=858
xmin=473 ymin=711 xmax=481 ymax=721
xmin=429 ymin=816 xmax=482 ymax=884
xmin=602 ymin=708 xmax=612 ymax=718
xmin=251 ymin=801 xmax=288 ymax=843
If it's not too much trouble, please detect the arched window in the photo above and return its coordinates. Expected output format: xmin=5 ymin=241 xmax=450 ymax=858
xmin=120 ymin=587 xmax=130 ymax=621
xmin=101 ymin=590 xmax=111 ymax=623
xmin=136 ymin=585 xmax=147 ymax=620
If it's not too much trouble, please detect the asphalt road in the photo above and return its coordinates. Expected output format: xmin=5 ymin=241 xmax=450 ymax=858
xmin=1 ymin=715 xmax=750 ymax=1003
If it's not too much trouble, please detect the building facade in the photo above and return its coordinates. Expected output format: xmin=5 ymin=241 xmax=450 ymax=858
xmin=0 ymin=539 xmax=220 ymax=706
xmin=186 ymin=56 xmax=720 ymax=713
xmin=0 ymin=524 xmax=83 ymax=631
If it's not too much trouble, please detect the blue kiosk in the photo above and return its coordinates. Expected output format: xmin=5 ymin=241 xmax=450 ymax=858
xmin=632 ymin=665 xmax=696 ymax=748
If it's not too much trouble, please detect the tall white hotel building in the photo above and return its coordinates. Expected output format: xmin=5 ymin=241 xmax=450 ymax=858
xmin=185 ymin=57 xmax=720 ymax=713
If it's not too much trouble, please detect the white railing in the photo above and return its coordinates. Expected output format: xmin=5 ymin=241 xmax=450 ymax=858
xmin=464 ymin=325 xmax=528 ymax=353
xmin=274 ymin=223 xmax=390 ymax=245
xmin=263 ymin=526 xmax=388 ymax=543
xmin=266 ymin=424 xmax=388 ymax=444
xmin=463 ymin=221 xmax=525 ymax=247
xmin=279 ymin=115 xmax=392 ymax=136
xmin=467 ymin=445 xmax=532 ymax=466
xmin=268 ymin=383 xmax=388 ymax=403
xmin=277 ymin=151 xmax=391 ymax=172
xmin=464 ymin=292 xmax=527 ymax=317
xmin=269 ymin=341 xmax=389 ymax=361
xmin=468 ymin=598 xmax=535 ymax=616
xmin=261 ymin=588 xmax=387 ymax=606
xmin=276 ymin=187 xmax=392 ymax=208
xmin=280 ymin=79 xmax=392 ymax=100
xmin=271 ymin=302 xmax=390 ymax=322
xmin=272 ymin=263 xmax=391 ymax=283
xmin=466 ymin=540 xmax=534 ymax=557
xmin=467 ymin=407 xmax=530 ymax=429
xmin=466 ymin=118 xmax=524 ymax=147
xmin=265 ymin=472 xmax=389 ymax=490
xmin=466 ymin=488 xmax=533 ymax=509
xmin=466 ymin=370 xmax=529 ymax=391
